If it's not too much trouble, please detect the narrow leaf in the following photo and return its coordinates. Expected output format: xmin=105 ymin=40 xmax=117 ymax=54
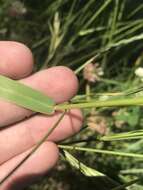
xmin=111 ymin=179 xmax=139 ymax=190
xmin=120 ymin=168 xmax=143 ymax=174
xmin=101 ymin=130 xmax=143 ymax=141
xmin=63 ymin=150 xmax=104 ymax=177
xmin=59 ymin=145 xmax=143 ymax=159
xmin=63 ymin=150 xmax=120 ymax=189
xmin=0 ymin=75 xmax=55 ymax=115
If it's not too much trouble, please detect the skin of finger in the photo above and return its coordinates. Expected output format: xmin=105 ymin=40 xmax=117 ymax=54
xmin=0 ymin=66 xmax=79 ymax=127
xmin=0 ymin=109 xmax=83 ymax=164
xmin=0 ymin=41 xmax=33 ymax=79
xmin=0 ymin=142 xmax=59 ymax=190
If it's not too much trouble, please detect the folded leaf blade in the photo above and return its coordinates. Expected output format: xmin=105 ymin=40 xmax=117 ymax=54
xmin=63 ymin=150 xmax=104 ymax=177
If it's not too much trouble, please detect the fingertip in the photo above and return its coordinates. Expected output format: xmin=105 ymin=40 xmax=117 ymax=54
xmin=0 ymin=41 xmax=33 ymax=79
xmin=27 ymin=66 xmax=79 ymax=103
xmin=48 ymin=66 xmax=79 ymax=102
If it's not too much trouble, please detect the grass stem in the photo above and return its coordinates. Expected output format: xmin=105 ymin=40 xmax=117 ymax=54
xmin=55 ymin=96 xmax=143 ymax=111
xmin=58 ymin=145 xmax=143 ymax=159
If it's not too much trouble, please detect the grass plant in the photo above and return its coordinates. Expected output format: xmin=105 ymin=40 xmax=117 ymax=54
xmin=1 ymin=0 xmax=143 ymax=189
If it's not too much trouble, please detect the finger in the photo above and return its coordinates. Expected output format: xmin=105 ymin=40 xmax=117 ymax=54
xmin=0 ymin=66 xmax=79 ymax=127
xmin=0 ymin=41 xmax=33 ymax=79
xmin=0 ymin=109 xmax=83 ymax=164
xmin=0 ymin=142 xmax=59 ymax=190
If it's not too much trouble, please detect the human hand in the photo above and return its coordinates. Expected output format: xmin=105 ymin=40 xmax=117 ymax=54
xmin=0 ymin=41 xmax=83 ymax=190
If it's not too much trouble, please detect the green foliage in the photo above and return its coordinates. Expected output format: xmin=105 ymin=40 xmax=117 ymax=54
xmin=63 ymin=150 xmax=105 ymax=177
xmin=113 ymin=107 xmax=140 ymax=127
xmin=0 ymin=75 xmax=55 ymax=117
xmin=1 ymin=0 xmax=143 ymax=189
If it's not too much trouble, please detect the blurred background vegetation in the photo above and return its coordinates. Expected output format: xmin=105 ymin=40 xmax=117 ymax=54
xmin=1 ymin=0 xmax=143 ymax=189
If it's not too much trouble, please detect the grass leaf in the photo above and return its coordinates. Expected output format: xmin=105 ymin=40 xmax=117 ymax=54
xmin=111 ymin=179 xmax=139 ymax=190
xmin=62 ymin=150 xmax=120 ymax=189
xmin=0 ymin=75 xmax=55 ymax=116
xmin=63 ymin=150 xmax=104 ymax=177
xmin=59 ymin=145 xmax=143 ymax=159
xmin=101 ymin=130 xmax=143 ymax=141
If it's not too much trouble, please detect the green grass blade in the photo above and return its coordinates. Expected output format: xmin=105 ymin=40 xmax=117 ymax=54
xmin=63 ymin=150 xmax=121 ymax=189
xmin=120 ymin=168 xmax=143 ymax=175
xmin=74 ymin=54 xmax=100 ymax=74
xmin=128 ymin=4 xmax=143 ymax=18
xmin=59 ymin=145 xmax=143 ymax=159
xmin=101 ymin=130 xmax=143 ymax=141
xmin=111 ymin=179 xmax=139 ymax=190
xmin=63 ymin=150 xmax=104 ymax=177
xmin=83 ymin=0 xmax=112 ymax=29
xmin=55 ymin=95 xmax=143 ymax=110
xmin=0 ymin=75 xmax=55 ymax=115
xmin=107 ymin=33 xmax=143 ymax=49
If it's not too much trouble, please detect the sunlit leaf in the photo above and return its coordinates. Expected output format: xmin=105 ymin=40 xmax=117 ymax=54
xmin=101 ymin=130 xmax=143 ymax=141
xmin=63 ymin=150 xmax=104 ymax=177
xmin=59 ymin=145 xmax=143 ymax=159
xmin=0 ymin=75 xmax=55 ymax=116
xmin=62 ymin=150 xmax=120 ymax=189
